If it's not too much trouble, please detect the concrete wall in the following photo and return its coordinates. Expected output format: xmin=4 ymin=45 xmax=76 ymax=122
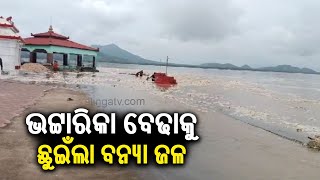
xmin=0 ymin=39 xmax=21 ymax=71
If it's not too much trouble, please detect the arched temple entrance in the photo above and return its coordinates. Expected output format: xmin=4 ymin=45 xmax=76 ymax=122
xmin=22 ymin=25 xmax=99 ymax=69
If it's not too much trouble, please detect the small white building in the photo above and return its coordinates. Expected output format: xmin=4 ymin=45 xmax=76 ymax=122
xmin=0 ymin=16 xmax=23 ymax=72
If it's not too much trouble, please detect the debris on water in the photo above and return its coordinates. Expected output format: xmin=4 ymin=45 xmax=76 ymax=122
xmin=135 ymin=70 xmax=144 ymax=77
xmin=1 ymin=71 xmax=9 ymax=75
xmin=67 ymin=98 xmax=74 ymax=101
xmin=307 ymin=136 xmax=320 ymax=150
xmin=76 ymin=73 xmax=84 ymax=78
xmin=45 ymin=73 xmax=54 ymax=79
xmin=80 ymin=67 xmax=99 ymax=72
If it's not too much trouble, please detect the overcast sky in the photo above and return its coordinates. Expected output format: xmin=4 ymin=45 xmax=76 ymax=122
xmin=2 ymin=0 xmax=320 ymax=69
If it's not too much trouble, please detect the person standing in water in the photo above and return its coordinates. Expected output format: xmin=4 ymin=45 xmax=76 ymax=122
xmin=0 ymin=57 xmax=3 ymax=71
xmin=53 ymin=60 xmax=59 ymax=72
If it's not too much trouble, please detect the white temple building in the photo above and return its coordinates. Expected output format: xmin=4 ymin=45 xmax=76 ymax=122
xmin=0 ymin=16 xmax=23 ymax=72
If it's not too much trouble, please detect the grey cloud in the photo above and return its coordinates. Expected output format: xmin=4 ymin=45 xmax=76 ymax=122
xmin=1 ymin=0 xmax=320 ymax=70
xmin=152 ymin=0 xmax=242 ymax=42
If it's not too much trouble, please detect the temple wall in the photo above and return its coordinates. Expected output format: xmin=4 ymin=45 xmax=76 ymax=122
xmin=0 ymin=39 xmax=21 ymax=71
xmin=0 ymin=27 xmax=17 ymax=36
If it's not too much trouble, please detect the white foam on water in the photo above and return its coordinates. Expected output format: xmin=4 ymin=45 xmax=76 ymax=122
xmin=2 ymin=66 xmax=320 ymax=140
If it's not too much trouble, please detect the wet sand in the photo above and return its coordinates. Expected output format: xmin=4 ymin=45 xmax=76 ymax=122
xmin=0 ymin=80 xmax=49 ymax=127
xmin=0 ymin=81 xmax=146 ymax=179
xmin=1 ymin=80 xmax=320 ymax=179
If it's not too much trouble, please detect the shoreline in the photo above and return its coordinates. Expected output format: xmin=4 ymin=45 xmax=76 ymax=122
xmin=217 ymin=108 xmax=308 ymax=145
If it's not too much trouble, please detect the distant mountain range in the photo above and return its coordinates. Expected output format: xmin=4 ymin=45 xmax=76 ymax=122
xmin=199 ymin=63 xmax=318 ymax=74
xmin=259 ymin=65 xmax=318 ymax=74
xmin=94 ymin=44 xmax=319 ymax=74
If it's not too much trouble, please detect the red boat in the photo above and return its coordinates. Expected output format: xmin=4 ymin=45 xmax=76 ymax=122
xmin=146 ymin=56 xmax=177 ymax=87
xmin=152 ymin=72 xmax=177 ymax=85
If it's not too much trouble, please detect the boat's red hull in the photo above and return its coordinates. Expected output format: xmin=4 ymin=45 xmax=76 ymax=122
xmin=153 ymin=72 xmax=177 ymax=85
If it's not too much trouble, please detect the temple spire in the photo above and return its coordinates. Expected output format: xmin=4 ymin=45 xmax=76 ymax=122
xmin=49 ymin=25 xmax=53 ymax=32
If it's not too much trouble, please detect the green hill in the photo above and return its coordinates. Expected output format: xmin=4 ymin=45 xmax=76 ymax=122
xmin=93 ymin=44 xmax=161 ymax=65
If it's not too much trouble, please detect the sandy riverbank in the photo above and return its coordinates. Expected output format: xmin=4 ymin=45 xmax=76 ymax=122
xmin=0 ymin=81 xmax=148 ymax=179
xmin=0 ymin=80 xmax=49 ymax=127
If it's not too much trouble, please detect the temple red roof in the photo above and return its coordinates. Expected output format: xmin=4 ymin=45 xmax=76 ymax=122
xmin=24 ymin=26 xmax=99 ymax=52
xmin=0 ymin=16 xmax=24 ymax=42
